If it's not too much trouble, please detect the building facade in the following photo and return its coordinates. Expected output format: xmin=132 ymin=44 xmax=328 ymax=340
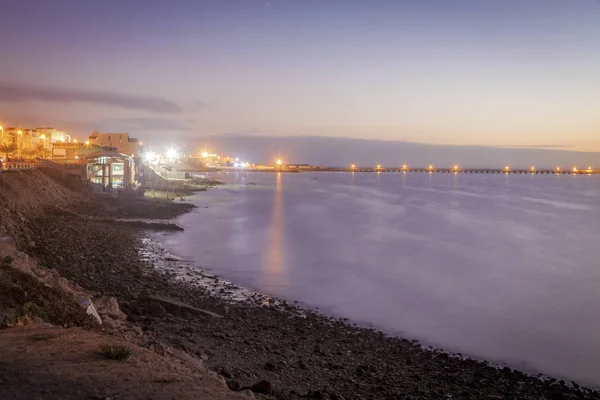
xmin=87 ymin=132 xmax=140 ymax=157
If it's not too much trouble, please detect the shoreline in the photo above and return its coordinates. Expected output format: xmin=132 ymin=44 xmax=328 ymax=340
xmin=144 ymin=226 xmax=590 ymax=389
xmin=6 ymin=174 xmax=600 ymax=399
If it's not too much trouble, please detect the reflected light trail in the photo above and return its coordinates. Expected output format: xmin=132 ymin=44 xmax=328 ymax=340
xmin=263 ymin=172 xmax=286 ymax=288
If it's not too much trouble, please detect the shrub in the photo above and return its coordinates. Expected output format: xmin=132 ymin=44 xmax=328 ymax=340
xmin=98 ymin=344 xmax=132 ymax=360
xmin=255 ymin=395 xmax=277 ymax=400
xmin=13 ymin=301 xmax=48 ymax=324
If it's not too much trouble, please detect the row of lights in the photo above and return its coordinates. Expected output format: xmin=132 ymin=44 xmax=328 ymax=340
xmin=349 ymin=164 xmax=593 ymax=172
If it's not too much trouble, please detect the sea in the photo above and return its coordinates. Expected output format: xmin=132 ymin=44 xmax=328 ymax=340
xmin=161 ymin=171 xmax=600 ymax=386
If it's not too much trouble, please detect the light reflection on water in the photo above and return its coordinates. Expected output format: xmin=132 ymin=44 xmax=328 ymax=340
xmin=264 ymin=172 xmax=286 ymax=289
xmin=165 ymin=171 xmax=600 ymax=386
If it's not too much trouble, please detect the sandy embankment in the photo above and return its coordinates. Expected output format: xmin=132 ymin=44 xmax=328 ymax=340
xmin=0 ymin=170 xmax=248 ymax=400
xmin=1 ymin=169 xmax=599 ymax=400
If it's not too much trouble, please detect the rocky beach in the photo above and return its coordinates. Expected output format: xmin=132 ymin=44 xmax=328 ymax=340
xmin=1 ymin=169 xmax=599 ymax=400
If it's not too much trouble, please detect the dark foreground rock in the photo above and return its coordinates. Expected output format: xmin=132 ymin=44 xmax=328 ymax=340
xmin=22 ymin=209 xmax=600 ymax=400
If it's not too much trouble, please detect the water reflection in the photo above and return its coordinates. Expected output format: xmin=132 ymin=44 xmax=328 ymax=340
xmin=263 ymin=172 xmax=286 ymax=288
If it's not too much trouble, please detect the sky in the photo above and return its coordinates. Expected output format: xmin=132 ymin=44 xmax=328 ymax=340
xmin=1 ymin=0 xmax=599 ymax=161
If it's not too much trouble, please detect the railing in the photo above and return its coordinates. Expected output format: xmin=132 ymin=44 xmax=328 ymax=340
xmin=1 ymin=161 xmax=38 ymax=171
xmin=148 ymin=164 xmax=188 ymax=180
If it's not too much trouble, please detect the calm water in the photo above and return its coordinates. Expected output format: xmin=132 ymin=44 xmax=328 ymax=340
xmin=163 ymin=171 xmax=600 ymax=386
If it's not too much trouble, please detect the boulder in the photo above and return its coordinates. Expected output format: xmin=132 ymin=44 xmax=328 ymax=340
xmin=94 ymin=296 xmax=127 ymax=320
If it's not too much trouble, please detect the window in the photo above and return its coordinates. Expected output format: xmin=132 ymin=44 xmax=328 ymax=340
xmin=112 ymin=163 xmax=124 ymax=175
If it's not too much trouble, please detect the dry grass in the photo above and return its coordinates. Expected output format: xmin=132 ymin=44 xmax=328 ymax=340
xmin=98 ymin=344 xmax=132 ymax=361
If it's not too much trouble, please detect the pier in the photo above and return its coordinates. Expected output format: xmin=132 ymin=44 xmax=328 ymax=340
xmin=270 ymin=166 xmax=598 ymax=175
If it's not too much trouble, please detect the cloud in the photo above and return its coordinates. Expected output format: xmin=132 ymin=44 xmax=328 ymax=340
xmin=190 ymin=100 xmax=207 ymax=112
xmin=0 ymin=83 xmax=182 ymax=113
xmin=505 ymin=144 xmax=575 ymax=149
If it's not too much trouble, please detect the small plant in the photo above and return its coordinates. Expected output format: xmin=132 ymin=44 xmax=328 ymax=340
xmin=23 ymin=302 xmax=47 ymax=320
xmin=98 ymin=344 xmax=132 ymax=360
xmin=12 ymin=302 xmax=48 ymax=324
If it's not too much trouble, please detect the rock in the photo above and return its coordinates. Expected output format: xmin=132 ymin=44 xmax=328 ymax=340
xmin=239 ymin=389 xmax=255 ymax=398
xmin=148 ymin=303 xmax=166 ymax=318
xmin=298 ymin=359 xmax=308 ymax=370
xmin=94 ymin=296 xmax=127 ymax=320
xmin=226 ymin=379 xmax=241 ymax=391
xmin=264 ymin=362 xmax=278 ymax=371
xmin=219 ymin=367 xmax=233 ymax=379
xmin=307 ymin=390 xmax=330 ymax=400
xmin=251 ymin=380 xmax=272 ymax=395
xmin=101 ymin=316 xmax=124 ymax=329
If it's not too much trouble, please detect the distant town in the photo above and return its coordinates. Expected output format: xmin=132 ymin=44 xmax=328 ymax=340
xmin=0 ymin=125 xmax=597 ymax=190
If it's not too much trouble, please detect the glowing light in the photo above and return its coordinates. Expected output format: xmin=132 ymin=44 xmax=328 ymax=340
xmin=573 ymin=167 xmax=578 ymax=172
xmin=144 ymin=152 xmax=156 ymax=163
xmin=428 ymin=165 xmax=433 ymax=169
xmin=201 ymin=151 xmax=208 ymax=158
xmin=235 ymin=157 xmax=239 ymax=162
xmin=351 ymin=164 xmax=355 ymax=169
xmin=73 ymin=139 xmax=78 ymax=143
xmin=276 ymin=159 xmax=282 ymax=166
xmin=453 ymin=165 xmax=459 ymax=170
xmin=556 ymin=167 xmax=560 ymax=171
xmin=402 ymin=164 xmax=407 ymax=169
xmin=377 ymin=164 xmax=381 ymax=169
xmin=530 ymin=166 xmax=535 ymax=171
xmin=166 ymin=148 xmax=178 ymax=159
xmin=505 ymin=165 xmax=510 ymax=171
xmin=85 ymin=140 xmax=90 ymax=145
xmin=40 ymin=134 xmax=46 ymax=139
xmin=588 ymin=166 xmax=593 ymax=171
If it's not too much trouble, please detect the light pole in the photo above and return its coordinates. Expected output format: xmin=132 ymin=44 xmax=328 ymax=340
xmin=18 ymin=130 xmax=22 ymax=159
xmin=40 ymin=134 xmax=47 ymax=159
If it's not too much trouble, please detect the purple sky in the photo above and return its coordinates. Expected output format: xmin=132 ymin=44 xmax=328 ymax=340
xmin=1 ymin=0 xmax=599 ymax=158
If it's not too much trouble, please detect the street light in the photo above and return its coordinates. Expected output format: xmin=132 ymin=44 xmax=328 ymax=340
xmin=166 ymin=148 xmax=178 ymax=160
